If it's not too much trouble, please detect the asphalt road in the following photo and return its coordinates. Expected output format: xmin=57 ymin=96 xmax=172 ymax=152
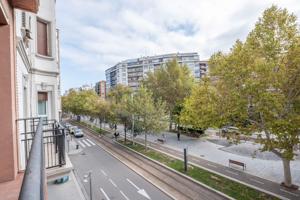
xmin=69 ymin=135 xmax=172 ymax=200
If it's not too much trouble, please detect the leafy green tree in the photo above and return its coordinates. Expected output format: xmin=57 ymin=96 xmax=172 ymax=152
xmin=180 ymin=77 xmax=219 ymax=131
xmin=143 ymin=59 xmax=194 ymax=131
xmin=92 ymin=98 xmax=109 ymax=128
xmin=131 ymin=86 xmax=168 ymax=149
xmin=107 ymin=84 xmax=132 ymax=141
xmin=201 ymin=5 xmax=300 ymax=187
xmin=62 ymin=89 xmax=98 ymax=120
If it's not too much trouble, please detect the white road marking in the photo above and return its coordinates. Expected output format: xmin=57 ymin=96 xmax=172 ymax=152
xmin=207 ymin=163 xmax=218 ymax=168
xmin=127 ymin=178 xmax=151 ymax=199
xmin=249 ymin=178 xmax=264 ymax=185
xmin=82 ymin=139 xmax=91 ymax=147
xmin=101 ymin=169 xmax=107 ymax=176
xmin=126 ymin=178 xmax=139 ymax=190
xmin=120 ymin=190 xmax=130 ymax=200
xmin=100 ymin=188 xmax=111 ymax=200
xmin=86 ymin=138 xmax=96 ymax=145
xmin=109 ymin=178 xmax=117 ymax=188
xmin=280 ymin=189 xmax=299 ymax=197
xmin=225 ymin=170 xmax=239 ymax=176
xmin=78 ymin=141 xmax=86 ymax=148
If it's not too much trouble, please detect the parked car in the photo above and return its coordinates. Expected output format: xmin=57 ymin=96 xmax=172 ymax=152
xmin=64 ymin=123 xmax=72 ymax=129
xmin=69 ymin=126 xmax=78 ymax=134
xmin=221 ymin=126 xmax=240 ymax=134
xmin=74 ymin=128 xmax=84 ymax=138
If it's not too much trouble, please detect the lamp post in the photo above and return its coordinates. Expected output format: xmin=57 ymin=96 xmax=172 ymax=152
xmin=83 ymin=171 xmax=92 ymax=200
xmin=131 ymin=93 xmax=135 ymax=145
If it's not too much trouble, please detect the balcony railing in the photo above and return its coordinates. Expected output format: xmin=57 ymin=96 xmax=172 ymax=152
xmin=18 ymin=117 xmax=45 ymax=200
xmin=17 ymin=117 xmax=66 ymax=200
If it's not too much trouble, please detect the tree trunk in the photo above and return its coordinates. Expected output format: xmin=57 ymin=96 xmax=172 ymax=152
xmin=145 ymin=133 xmax=147 ymax=150
xmin=99 ymin=118 xmax=102 ymax=129
xmin=282 ymin=158 xmax=292 ymax=187
xmin=169 ymin=111 xmax=172 ymax=131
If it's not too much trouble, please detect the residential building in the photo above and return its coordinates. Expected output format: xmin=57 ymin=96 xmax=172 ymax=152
xmin=80 ymin=84 xmax=93 ymax=91
xmin=105 ymin=52 xmax=208 ymax=91
xmin=0 ymin=0 xmax=71 ymax=199
xmin=95 ymin=80 xmax=106 ymax=98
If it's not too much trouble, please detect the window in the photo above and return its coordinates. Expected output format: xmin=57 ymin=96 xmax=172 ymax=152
xmin=38 ymin=92 xmax=47 ymax=116
xmin=37 ymin=19 xmax=50 ymax=56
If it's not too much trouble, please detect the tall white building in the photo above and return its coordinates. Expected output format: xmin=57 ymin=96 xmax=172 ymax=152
xmin=15 ymin=0 xmax=61 ymax=121
xmin=105 ymin=52 xmax=208 ymax=91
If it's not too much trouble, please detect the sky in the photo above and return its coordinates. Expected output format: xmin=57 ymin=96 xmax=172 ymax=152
xmin=56 ymin=0 xmax=300 ymax=93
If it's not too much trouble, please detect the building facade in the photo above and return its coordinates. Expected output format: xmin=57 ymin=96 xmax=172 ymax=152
xmin=95 ymin=80 xmax=106 ymax=98
xmin=105 ymin=52 xmax=208 ymax=91
xmin=0 ymin=0 xmax=65 ymax=199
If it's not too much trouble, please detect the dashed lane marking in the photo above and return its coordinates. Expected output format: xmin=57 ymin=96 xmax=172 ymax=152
xmin=120 ymin=191 xmax=130 ymax=200
xmin=101 ymin=169 xmax=107 ymax=176
xmin=109 ymin=178 xmax=117 ymax=188
xmin=100 ymin=188 xmax=111 ymax=200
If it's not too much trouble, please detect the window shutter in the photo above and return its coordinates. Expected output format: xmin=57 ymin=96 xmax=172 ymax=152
xmin=37 ymin=20 xmax=48 ymax=56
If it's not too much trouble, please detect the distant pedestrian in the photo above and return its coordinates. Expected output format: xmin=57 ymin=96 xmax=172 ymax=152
xmin=177 ymin=133 xmax=180 ymax=141
xmin=114 ymin=131 xmax=119 ymax=140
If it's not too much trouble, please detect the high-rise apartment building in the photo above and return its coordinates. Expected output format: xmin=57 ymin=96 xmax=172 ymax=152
xmin=95 ymin=80 xmax=106 ymax=98
xmin=105 ymin=52 xmax=208 ymax=91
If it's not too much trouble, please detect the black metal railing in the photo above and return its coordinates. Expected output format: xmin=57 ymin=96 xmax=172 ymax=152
xmin=18 ymin=118 xmax=45 ymax=200
xmin=17 ymin=117 xmax=66 ymax=169
xmin=17 ymin=117 xmax=66 ymax=199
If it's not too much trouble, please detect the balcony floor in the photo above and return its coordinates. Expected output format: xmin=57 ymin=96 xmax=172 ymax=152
xmin=0 ymin=173 xmax=23 ymax=200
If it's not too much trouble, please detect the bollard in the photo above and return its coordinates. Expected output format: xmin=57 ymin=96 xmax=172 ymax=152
xmin=76 ymin=144 xmax=79 ymax=149
xmin=184 ymin=148 xmax=187 ymax=172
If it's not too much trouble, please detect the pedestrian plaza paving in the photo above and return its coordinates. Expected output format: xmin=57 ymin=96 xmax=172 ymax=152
xmin=136 ymin=131 xmax=300 ymax=186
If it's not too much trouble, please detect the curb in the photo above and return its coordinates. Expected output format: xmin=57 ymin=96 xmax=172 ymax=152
xmin=121 ymin=136 xmax=288 ymax=200
xmin=116 ymin=140 xmax=234 ymax=200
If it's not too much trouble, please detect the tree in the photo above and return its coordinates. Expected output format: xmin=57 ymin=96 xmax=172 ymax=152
xmin=92 ymin=98 xmax=109 ymax=128
xmin=107 ymin=84 xmax=132 ymax=141
xmin=62 ymin=89 xmax=98 ymax=120
xmin=202 ymin=5 xmax=300 ymax=188
xmin=143 ymin=59 xmax=194 ymax=131
xmin=131 ymin=86 xmax=168 ymax=149
xmin=180 ymin=77 xmax=219 ymax=131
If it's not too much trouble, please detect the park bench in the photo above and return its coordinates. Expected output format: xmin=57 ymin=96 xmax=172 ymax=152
xmin=157 ymin=138 xmax=165 ymax=144
xmin=229 ymin=159 xmax=246 ymax=170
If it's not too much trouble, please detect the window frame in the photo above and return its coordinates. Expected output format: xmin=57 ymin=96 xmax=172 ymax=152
xmin=37 ymin=92 xmax=48 ymax=117
xmin=36 ymin=17 xmax=52 ymax=58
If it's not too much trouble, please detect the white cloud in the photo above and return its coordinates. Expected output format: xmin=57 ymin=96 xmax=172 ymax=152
xmin=57 ymin=0 xmax=300 ymax=83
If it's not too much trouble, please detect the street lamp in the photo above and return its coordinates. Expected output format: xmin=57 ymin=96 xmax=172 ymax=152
xmin=131 ymin=93 xmax=135 ymax=144
xmin=83 ymin=171 xmax=92 ymax=200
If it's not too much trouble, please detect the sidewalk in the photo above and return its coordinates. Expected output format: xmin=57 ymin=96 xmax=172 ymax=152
xmin=47 ymin=134 xmax=85 ymax=200
xmin=48 ymin=171 xmax=85 ymax=200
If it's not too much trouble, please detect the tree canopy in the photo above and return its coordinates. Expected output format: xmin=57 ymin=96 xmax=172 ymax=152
xmin=182 ymin=5 xmax=300 ymax=187
xmin=143 ymin=59 xmax=194 ymax=129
